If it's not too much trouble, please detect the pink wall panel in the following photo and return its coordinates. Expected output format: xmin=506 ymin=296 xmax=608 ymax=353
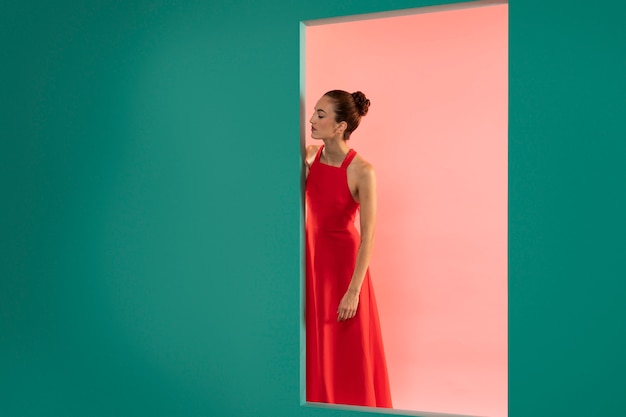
xmin=305 ymin=4 xmax=508 ymax=417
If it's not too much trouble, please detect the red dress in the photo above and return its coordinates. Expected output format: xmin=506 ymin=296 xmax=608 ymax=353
xmin=306 ymin=145 xmax=392 ymax=408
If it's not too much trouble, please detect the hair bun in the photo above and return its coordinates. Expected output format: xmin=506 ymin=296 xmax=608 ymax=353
xmin=351 ymin=91 xmax=370 ymax=116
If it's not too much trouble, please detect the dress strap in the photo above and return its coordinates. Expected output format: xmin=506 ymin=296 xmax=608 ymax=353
xmin=340 ymin=149 xmax=357 ymax=169
xmin=313 ymin=145 xmax=324 ymax=164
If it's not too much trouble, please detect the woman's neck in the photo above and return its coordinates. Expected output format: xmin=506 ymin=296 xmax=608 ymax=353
xmin=321 ymin=139 xmax=350 ymax=166
xmin=322 ymin=138 xmax=349 ymax=157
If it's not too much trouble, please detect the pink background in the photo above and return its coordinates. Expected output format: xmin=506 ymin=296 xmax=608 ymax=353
xmin=305 ymin=4 xmax=508 ymax=416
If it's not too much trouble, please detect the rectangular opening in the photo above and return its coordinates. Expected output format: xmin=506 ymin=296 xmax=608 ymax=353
xmin=301 ymin=2 xmax=508 ymax=415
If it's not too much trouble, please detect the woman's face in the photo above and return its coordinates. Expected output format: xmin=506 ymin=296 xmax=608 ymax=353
xmin=310 ymin=95 xmax=343 ymax=140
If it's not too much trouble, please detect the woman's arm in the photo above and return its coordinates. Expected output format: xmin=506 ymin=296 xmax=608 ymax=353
xmin=337 ymin=163 xmax=377 ymax=321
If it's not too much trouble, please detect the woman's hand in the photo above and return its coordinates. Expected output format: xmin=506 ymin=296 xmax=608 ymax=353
xmin=337 ymin=289 xmax=360 ymax=321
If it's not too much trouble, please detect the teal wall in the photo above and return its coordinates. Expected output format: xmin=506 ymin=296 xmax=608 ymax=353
xmin=1 ymin=1 xmax=624 ymax=416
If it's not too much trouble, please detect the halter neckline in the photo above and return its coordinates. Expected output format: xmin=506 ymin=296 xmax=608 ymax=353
xmin=314 ymin=145 xmax=356 ymax=169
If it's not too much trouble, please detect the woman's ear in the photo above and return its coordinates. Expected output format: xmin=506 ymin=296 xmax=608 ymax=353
xmin=336 ymin=121 xmax=348 ymax=134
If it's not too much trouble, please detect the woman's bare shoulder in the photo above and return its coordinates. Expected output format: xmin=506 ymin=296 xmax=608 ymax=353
xmin=306 ymin=144 xmax=321 ymax=154
xmin=351 ymin=153 xmax=375 ymax=178
xmin=305 ymin=145 xmax=321 ymax=163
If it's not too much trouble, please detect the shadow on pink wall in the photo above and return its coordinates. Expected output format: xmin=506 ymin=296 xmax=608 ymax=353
xmin=304 ymin=3 xmax=508 ymax=416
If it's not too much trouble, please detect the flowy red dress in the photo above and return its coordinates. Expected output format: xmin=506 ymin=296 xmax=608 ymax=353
xmin=306 ymin=145 xmax=392 ymax=408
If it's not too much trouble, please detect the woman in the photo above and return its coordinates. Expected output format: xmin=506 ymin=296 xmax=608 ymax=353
xmin=305 ymin=90 xmax=392 ymax=408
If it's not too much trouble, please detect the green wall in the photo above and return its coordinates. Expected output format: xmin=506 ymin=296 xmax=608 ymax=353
xmin=1 ymin=1 xmax=624 ymax=416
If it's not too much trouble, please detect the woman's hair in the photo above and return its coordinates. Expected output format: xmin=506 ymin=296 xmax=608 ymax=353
xmin=324 ymin=90 xmax=370 ymax=139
